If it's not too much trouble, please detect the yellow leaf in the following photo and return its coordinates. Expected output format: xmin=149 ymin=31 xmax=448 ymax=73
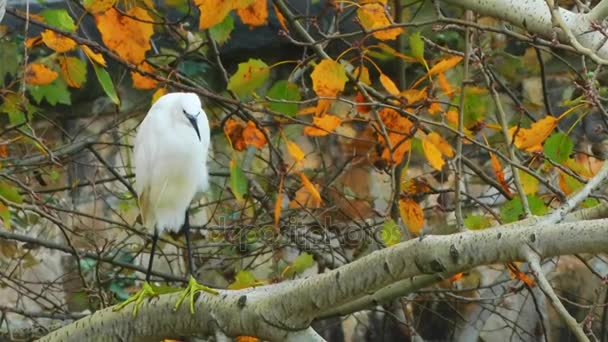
xmin=357 ymin=3 xmax=403 ymax=41
xmin=41 ymin=30 xmax=76 ymax=52
xmin=25 ymin=36 xmax=43 ymax=48
xmin=314 ymin=99 xmax=332 ymax=116
xmin=437 ymin=72 xmax=455 ymax=97
xmin=490 ymin=153 xmax=511 ymax=196
xmin=399 ymin=198 xmax=424 ymax=235
xmin=311 ymin=59 xmax=347 ymax=97
xmin=304 ymin=114 xmax=341 ymax=136
xmin=80 ymin=45 xmax=106 ymax=66
xmin=84 ymin=0 xmax=116 ymax=14
xmin=152 ymin=87 xmax=167 ymax=105
xmin=242 ymin=121 xmax=267 ymax=149
xmin=299 ymin=172 xmax=322 ymax=204
xmin=378 ymin=108 xmax=413 ymax=164
xmin=428 ymin=102 xmax=442 ymax=115
xmin=509 ymin=116 xmax=557 ymax=151
xmin=236 ymin=0 xmax=268 ymax=28
xmin=274 ymin=176 xmax=284 ymax=228
xmin=518 ymin=169 xmax=538 ymax=195
xmin=379 ymin=73 xmax=399 ymax=96
xmin=427 ymin=132 xmax=454 ymax=158
xmin=273 ymin=4 xmax=289 ymax=33
xmin=25 ymin=63 xmax=58 ymax=85
xmin=354 ymin=65 xmax=371 ymax=85
xmin=286 ymin=140 xmax=305 ymax=163
xmin=377 ymin=43 xmax=417 ymax=62
xmin=195 ymin=0 xmax=234 ymax=30
xmin=95 ymin=7 xmax=154 ymax=64
xmin=422 ymin=134 xmax=445 ymax=171
xmin=400 ymin=87 xmax=427 ymax=104
xmin=428 ymin=56 xmax=463 ymax=76
xmin=131 ymin=62 xmax=158 ymax=90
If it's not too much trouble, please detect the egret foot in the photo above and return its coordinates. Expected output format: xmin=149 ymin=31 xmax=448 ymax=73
xmin=114 ymin=281 xmax=157 ymax=316
xmin=174 ymin=275 xmax=218 ymax=314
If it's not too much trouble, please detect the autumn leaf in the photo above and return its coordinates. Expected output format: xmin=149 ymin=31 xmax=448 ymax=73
xmin=83 ymin=0 xmax=116 ymax=14
xmin=507 ymin=263 xmax=535 ymax=287
xmin=490 ymin=153 xmax=511 ymax=196
xmin=225 ymin=119 xmax=246 ymax=151
xmin=311 ymin=59 xmax=347 ymax=97
xmin=80 ymin=45 xmax=106 ymax=66
xmin=378 ymin=108 xmax=414 ymax=163
xmin=299 ymin=172 xmax=322 ymax=204
xmin=357 ymin=3 xmax=403 ymax=41
xmin=428 ymin=56 xmax=463 ymax=76
xmin=290 ymin=184 xmax=322 ymax=209
xmin=274 ymin=176 xmax=284 ymax=228
xmin=354 ymin=66 xmax=371 ymax=85
xmin=195 ymin=0 xmax=234 ymax=30
xmin=286 ymin=139 xmax=305 ymax=163
xmin=25 ymin=63 xmax=58 ymax=85
xmin=379 ymin=73 xmax=399 ymax=96
xmin=273 ymin=4 xmax=289 ymax=32
xmin=152 ymin=87 xmax=167 ymax=105
xmin=227 ymin=58 xmax=269 ymax=97
xmin=422 ymin=135 xmax=445 ymax=171
xmin=41 ymin=30 xmax=76 ymax=52
xmin=25 ymin=36 xmax=43 ymax=48
xmin=303 ymin=114 xmax=341 ymax=136
xmin=236 ymin=336 xmax=259 ymax=342
xmin=399 ymin=198 xmax=424 ymax=235
xmin=428 ymin=102 xmax=442 ymax=115
xmin=131 ymin=62 xmax=158 ymax=90
xmin=427 ymin=132 xmax=454 ymax=158
xmin=509 ymin=116 xmax=557 ymax=151
xmin=242 ymin=121 xmax=267 ymax=149
xmin=95 ymin=7 xmax=154 ymax=64
xmin=437 ymin=72 xmax=455 ymax=97
xmin=355 ymin=91 xmax=371 ymax=114
xmin=59 ymin=56 xmax=87 ymax=88
xmin=401 ymin=87 xmax=427 ymax=104
xmin=236 ymin=0 xmax=268 ymax=28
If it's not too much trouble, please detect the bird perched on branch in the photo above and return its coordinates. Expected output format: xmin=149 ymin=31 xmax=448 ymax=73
xmin=115 ymin=92 xmax=217 ymax=315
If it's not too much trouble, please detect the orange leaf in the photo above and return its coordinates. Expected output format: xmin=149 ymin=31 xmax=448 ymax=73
xmin=286 ymin=139 xmax=305 ymax=163
xmin=80 ymin=45 xmax=106 ymax=66
xmin=428 ymin=102 xmax=442 ymax=115
xmin=378 ymin=108 xmax=413 ymax=163
xmin=304 ymin=114 xmax=341 ymax=136
xmin=449 ymin=272 xmax=464 ymax=282
xmin=310 ymin=59 xmax=347 ymax=97
xmin=273 ymin=4 xmax=289 ymax=32
xmin=357 ymin=3 xmax=403 ymax=41
xmin=0 ymin=145 xmax=7 ymax=158
xmin=400 ymin=87 xmax=427 ymax=104
xmin=508 ymin=116 xmax=557 ymax=151
xmin=25 ymin=63 xmax=58 ymax=85
xmin=437 ymin=72 xmax=455 ymax=97
xmin=236 ymin=336 xmax=260 ymax=342
xmin=379 ymin=73 xmax=399 ymax=96
xmin=422 ymin=134 xmax=445 ymax=171
xmin=41 ymin=30 xmax=76 ymax=52
xmin=314 ymin=99 xmax=332 ymax=116
xmin=224 ymin=119 xmax=247 ymax=151
xmin=290 ymin=184 xmax=322 ymax=209
xmin=195 ymin=0 xmax=234 ymax=30
xmin=242 ymin=121 xmax=267 ymax=149
xmin=95 ymin=7 xmax=154 ymax=64
xmin=507 ymin=263 xmax=535 ymax=287
xmin=25 ymin=36 xmax=43 ymax=48
xmin=428 ymin=56 xmax=463 ymax=76
xmin=354 ymin=91 xmax=370 ymax=114
xmin=131 ymin=62 xmax=158 ymax=90
xmin=490 ymin=153 xmax=512 ymax=196
xmin=84 ymin=0 xmax=116 ymax=14
xmin=399 ymin=198 xmax=424 ymax=235
xmin=236 ymin=0 xmax=268 ymax=28
xmin=299 ymin=172 xmax=322 ymax=204
xmin=274 ymin=176 xmax=284 ymax=228
xmin=427 ymin=132 xmax=454 ymax=158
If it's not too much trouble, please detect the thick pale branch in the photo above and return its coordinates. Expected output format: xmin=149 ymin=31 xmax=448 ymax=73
xmin=41 ymin=220 xmax=608 ymax=341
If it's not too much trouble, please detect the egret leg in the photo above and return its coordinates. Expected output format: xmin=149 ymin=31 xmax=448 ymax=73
xmin=114 ymin=230 xmax=159 ymax=316
xmin=174 ymin=211 xmax=218 ymax=314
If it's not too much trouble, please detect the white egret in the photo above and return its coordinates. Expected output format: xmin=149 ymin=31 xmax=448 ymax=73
xmin=115 ymin=92 xmax=218 ymax=315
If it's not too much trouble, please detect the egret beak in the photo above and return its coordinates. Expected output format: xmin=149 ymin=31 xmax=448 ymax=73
xmin=184 ymin=112 xmax=201 ymax=141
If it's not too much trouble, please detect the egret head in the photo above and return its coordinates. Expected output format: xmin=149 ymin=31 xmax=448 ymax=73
xmin=174 ymin=93 xmax=203 ymax=140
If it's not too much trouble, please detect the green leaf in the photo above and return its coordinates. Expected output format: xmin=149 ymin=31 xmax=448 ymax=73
xmin=230 ymin=159 xmax=248 ymax=201
xmin=228 ymin=270 xmax=258 ymax=289
xmin=0 ymin=93 xmax=30 ymax=125
xmin=266 ymin=80 xmax=301 ymax=116
xmin=500 ymin=195 xmax=547 ymax=223
xmin=210 ymin=14 xmax=234 ymax=45
xmin=283 ymin=253 xmax=315 ymax=277
xmin=0 ymin=40 xmax=21 ymax=81
xmin=40 ymin=9 xmax=77 ymax=32
xmin=582 ymin=198 xmax=599 ymax=208
xmin=381 ymin=219 xmax=401 ymax=246
xmin=60 ymin=57 xmax=87 ymax=88
xmin=0 ymin=203 xmax=11 ymax=229
xmin=27 ymin=78 xmax=71 ymax=105
xmin=91 ymin=62 xmax=120 ymax=105
xmin=227 ymin=58 xmax=269 ymax=97
xmin=544 ymin=132 xmax=573 ymax=164
xmin=0 ymin=182 xmax=23 ymax=204
xmin=457 ymin=92 xmax=489 ymax=128
xmin=464 ymin=215 xmax=492 ymax=230
xmin=409 ymin=31 xmax=425 ymax=62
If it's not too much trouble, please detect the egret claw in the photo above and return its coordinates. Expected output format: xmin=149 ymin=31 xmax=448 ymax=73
xmin=174 ymin=275 xmax=219 ymax=314
xmin=114 ymin=282 xmax=157 ymax=316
